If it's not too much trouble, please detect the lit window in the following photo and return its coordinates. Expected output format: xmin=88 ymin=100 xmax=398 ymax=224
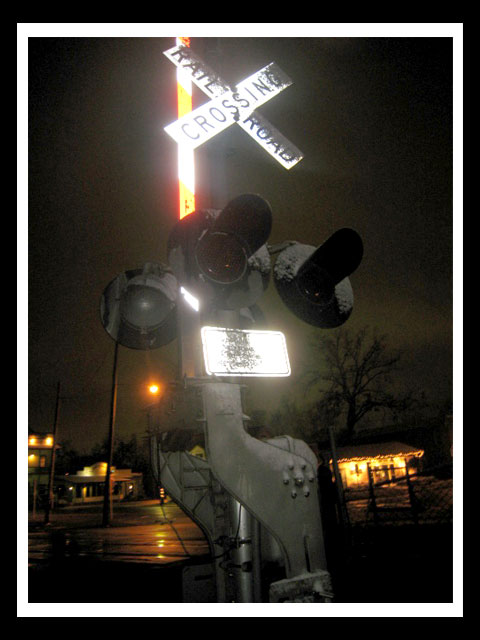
xmin=29 ymin=437 xmax=36 ymax=446
xmin=45 ymin=437 xmax=53 ymax=446
xmin=39 ymin=456 xmax=46 ymax=468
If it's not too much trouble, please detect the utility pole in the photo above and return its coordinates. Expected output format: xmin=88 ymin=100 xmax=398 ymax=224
xmin=44 ymin=381 xmax=61 ymax=525
xmin=327 ymin=424 xmax=351 ymax=550
xmin=103 ymin=340 xmax=119 ymax=526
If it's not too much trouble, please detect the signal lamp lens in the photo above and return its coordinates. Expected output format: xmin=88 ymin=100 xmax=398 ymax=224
xmin=295 ymin=266 xmax=334 ymax=305
xmin=196 ymin=232 xmax=248 ymax=284
xmin=121 ymin=285 xmax=169 ymax=330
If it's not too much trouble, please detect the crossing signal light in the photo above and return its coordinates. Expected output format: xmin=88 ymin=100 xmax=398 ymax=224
xmin=100 ymin=263 xmax=177 ymax=349
xmin=168 ymin=193 xmax=272 ymax=312
xmin=273 ymin=228 xmax=363 ymax=328
xmin=99 ymin=196 xmax=364 ymax=350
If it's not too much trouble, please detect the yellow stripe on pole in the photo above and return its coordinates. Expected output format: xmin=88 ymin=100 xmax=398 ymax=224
xmin=179 ymin=178 xmax=196 ymax=219
xmin=176 ymin=37 xmax=195 ymax=219
xmin=177 ymin=82 xmax=192 ymax=119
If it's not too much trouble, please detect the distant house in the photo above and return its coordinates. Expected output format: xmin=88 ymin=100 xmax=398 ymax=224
xmin=56 ymin=462 xmax=144 ymax=504
xmin=28 ymin=431 xmax=59 ymax=507
xmin=330 ymin=441 xmax=424 ymax=489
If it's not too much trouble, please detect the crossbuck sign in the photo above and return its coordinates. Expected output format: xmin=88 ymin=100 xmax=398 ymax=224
xmin=164 ymin=44 xmax=304 ymax=170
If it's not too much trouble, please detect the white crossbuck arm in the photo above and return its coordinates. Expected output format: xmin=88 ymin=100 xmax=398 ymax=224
xmin=164 ymin=44 xmax=304 ymax=169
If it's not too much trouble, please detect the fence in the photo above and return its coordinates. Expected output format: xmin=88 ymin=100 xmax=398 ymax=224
xmin=342 ymin=464 xmax=453 ymax=528
xmin=327 ymin=463 xmax=454 ymax=601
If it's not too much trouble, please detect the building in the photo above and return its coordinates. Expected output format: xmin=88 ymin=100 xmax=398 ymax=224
xmin=28 ymin=431 xmax=59 ymax=508
xmin=56 ymin=462 xmax=144 ymax=505
xmin=331 ymin=441 xmax=424 ymax=489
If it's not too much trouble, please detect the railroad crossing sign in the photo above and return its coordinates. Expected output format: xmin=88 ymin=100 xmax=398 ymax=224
xmin=164 ymin=43 xmax=304 ymax=170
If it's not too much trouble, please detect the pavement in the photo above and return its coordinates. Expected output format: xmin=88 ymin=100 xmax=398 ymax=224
xmin=26 ymin=500 xmax=212 ymax=604
xmin=29 ymin=499 xmax=196 ymax=533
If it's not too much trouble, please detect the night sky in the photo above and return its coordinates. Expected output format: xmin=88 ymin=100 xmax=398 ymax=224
xmin=23 ymin=26 xmax=458 ymax=453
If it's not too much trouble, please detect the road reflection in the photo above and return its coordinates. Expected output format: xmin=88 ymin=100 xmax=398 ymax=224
xmin=28 ymin=501 xmax=210 ymax=565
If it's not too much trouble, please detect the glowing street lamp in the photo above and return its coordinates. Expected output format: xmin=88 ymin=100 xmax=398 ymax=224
xmin=146 ymin=382 xmax=164 ymax=440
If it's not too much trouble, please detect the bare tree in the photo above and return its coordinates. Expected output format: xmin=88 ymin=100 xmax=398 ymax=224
xmin=267 ymin=396 xmax=320 ymax=442
xmin=304 ymin=326 xmax=415 ymax=444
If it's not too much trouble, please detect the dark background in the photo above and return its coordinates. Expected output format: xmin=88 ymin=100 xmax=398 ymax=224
xmin=25 ymin=32 xmax=455 ymax=453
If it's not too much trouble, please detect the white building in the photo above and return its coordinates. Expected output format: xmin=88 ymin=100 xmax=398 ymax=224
xmin=57 ymin=462 xmax=144 ymax=504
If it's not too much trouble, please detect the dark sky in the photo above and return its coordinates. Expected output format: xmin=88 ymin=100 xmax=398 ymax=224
xmin=24 ymin=28 xmax=457 ymax=453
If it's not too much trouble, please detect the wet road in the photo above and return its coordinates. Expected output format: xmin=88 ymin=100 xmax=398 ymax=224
xmin=28 ymin=500 xmax=210 ymax=565
xmin=27 ymin=500 xmax=213 ymax=603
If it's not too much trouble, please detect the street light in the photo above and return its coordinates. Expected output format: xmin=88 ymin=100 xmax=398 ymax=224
xmin=146 ymin=382 xmax=164 ymax=431
xmin=146 ymin=382 xmax=165 ymax=505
